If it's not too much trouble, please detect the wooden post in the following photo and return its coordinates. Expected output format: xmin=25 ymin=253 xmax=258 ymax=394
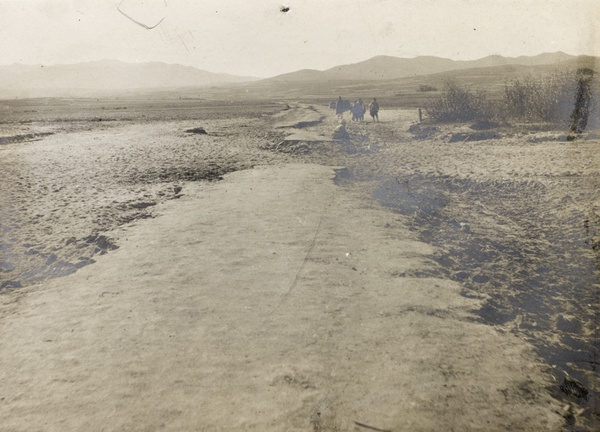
xmin=418 ymin=108 xmax=423 ymax=123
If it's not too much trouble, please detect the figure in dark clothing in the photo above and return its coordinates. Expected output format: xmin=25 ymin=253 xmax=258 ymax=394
xmin=335 ymin=96 xmax=346 ymax=118
xmin=568 ymin=68 xmax=594 ymax=140
xmin=351 ymin=99 xmax=365 ymax=121
xmin=357 ymin=99 xmax=365 ymax=121
xmin=369 ymin=98 xmax=379 ymax=122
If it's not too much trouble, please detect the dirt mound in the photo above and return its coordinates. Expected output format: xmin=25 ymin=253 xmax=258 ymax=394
xmin=470 ymin=121 xmax=500 ymax=130
xmin=408 ymin=123 xmax=439 ymax=140
xmin=185 ymin=127 xmax=207 ymax=134
xmin=448 ymin=131 xmax=501 ymax=142
xmin=332 ymin=121 xmax=349 ymax=140
xmin=0 ymin=132 xmax=54 ymax=145
xmin=274 ymin=141 xmax=311 ymax=154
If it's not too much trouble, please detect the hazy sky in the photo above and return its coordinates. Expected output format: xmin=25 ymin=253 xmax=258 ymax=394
xmin=1 ymin=0 xmax=598 ymax=77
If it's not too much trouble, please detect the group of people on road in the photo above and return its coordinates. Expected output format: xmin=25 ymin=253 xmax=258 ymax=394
xmin=334 ymin=96 xmax=379 ymax=122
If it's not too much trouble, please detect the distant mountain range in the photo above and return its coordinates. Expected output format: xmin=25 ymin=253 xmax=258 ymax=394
xmin=0 ymin=53 xmax=597 ymax=99
xmin=265 ymin=52 xmax=590 ymax=82
xmin=227 ymin=52 xmax=598 ymax=101
xmin=0 ymin=60 xmax=259 ymax=98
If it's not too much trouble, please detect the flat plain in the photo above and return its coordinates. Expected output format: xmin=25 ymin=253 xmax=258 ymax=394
xmin=0 ymin=93 xmax=599 ymax=431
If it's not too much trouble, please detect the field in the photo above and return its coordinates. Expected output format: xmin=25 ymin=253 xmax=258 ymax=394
xmin=0 ymin=94 xmax=599 ymax=431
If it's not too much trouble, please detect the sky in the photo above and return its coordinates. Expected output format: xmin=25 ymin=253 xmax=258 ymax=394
xmin=0 ymin=0 xmax=598 ymax=78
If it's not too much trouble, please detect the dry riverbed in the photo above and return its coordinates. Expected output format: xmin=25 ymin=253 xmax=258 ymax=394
xmin=0 ymin=100 xmax=598 ymax=430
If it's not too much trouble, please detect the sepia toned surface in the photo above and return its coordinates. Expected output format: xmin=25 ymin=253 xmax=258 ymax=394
xmin=1 ymin=99 xmax=598 ymax=430
xmin=1 ymin=1 xmax=600 ymax=431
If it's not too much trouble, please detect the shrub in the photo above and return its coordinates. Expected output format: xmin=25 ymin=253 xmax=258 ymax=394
xmin=503 ymin=72 xmax=578 ymax=123
xmin=425 ymin=80 xmax=496 ymax=122
xmin=502 ymin=69 xmax=600 ymax=129
xmin=425 ymin=70 xmax=599 ymax=128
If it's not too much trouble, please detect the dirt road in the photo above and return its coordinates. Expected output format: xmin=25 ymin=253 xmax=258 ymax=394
xmin=0 ymin=163 xmax=563 ymax=431
xmin=2 ymin=101 xmax=597 ymax=430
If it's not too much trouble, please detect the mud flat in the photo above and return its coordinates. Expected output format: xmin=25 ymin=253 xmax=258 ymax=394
xmin=0 ymin=163 xmax=563 ymax=431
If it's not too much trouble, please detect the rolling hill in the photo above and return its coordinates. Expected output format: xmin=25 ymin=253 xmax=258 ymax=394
xmin=221 ymin=54 xmax=600 ymax=105
xmin=264 ymin=52 xmax=578 ymax=82
xmin=1 ymin=53 xmax=597 ymax=100
xmin=0 ymin=60 xmax=259 ymax=98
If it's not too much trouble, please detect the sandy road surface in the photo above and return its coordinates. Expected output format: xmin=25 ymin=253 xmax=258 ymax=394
xmin=1 ymin=100 xmax=598 ymax=430
xmin=0 ymin=110 xmax=291 ymax=288
xmin=0 ymin=163 xmax=562 ymax=431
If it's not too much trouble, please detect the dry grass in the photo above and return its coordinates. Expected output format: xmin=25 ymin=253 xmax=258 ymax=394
xmin=425 ymin=70 xmax=599 ymax=129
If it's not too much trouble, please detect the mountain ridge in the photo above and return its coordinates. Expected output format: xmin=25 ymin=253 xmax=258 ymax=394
xmin=264 ymin=52 xmax=580 ymax=82
xmin=1 ymin=53 xmax=597 ymax=99
xmin=0 ymin=60 xmax=260 ymax=98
